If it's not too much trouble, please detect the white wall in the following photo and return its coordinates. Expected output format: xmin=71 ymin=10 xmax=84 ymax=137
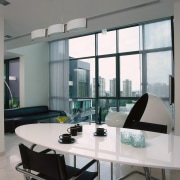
xmin=174 ymin=1 xmax=180 ymax=135
xmin=0 ymin=6 xmax=4 ymax=153
xmin=9 ymin=43 xmax=49 ymax=107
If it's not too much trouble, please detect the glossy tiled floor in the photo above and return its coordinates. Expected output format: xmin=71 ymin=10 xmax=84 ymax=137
xmin=1 ymin=133 xmax=180 ymax=180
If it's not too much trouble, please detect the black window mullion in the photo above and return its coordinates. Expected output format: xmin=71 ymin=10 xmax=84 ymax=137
xmin=141 ymin=23 xmax=147 ymax=94
xmin=95 ymin=33 xmax=99 ymax=122
xmin=116 ymin=30 xmax=120 ymax=111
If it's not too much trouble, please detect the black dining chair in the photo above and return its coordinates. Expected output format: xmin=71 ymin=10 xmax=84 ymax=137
xmin=119 ymin=93 xmax=171 ymax=180
xmin=107 ymin=93 xmax=171 ymax=180
xmin=132 ymin=121 xmax=167 ymax=180
xmin=119 ymin=121 xmax=167 ymax=180
xmin=16 ymin=143 xmax=99 ymax=180
xmin=123 ymin=93 xmax=171 ymax=133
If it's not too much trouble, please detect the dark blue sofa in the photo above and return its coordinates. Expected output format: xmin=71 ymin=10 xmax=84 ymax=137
xmin=4 ymin=106 xmax=66 ymax=133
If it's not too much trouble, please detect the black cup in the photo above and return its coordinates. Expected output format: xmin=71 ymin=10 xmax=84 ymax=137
xmin=96 ymin=128 xmax=107 ymax=136
xmin=59 ymin=133 xmax=71 ymax=142
xmin=76 ymin=124 xmax=83 ymax=132
xmin=67 ymin=126 xmax=78 ymax=136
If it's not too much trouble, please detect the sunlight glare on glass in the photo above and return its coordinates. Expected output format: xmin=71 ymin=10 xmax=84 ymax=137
xmin=98 ymin=31 xmax=116 ymax=55
xmin=99 ymin=57 xmax=116 ymax=92
xmin=144 ymin=20 xmax=171 ymax=49
xmin=120 ymin=55 xmax=141 ymax=92
xmin=69 ymin=35 xmax=95 ymax=58
xmin=119 ymin=26 xmax=141 ymax=53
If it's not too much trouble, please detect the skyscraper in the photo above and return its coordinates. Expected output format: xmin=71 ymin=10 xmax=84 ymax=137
xmin=92 ymin=76 xmax=106 ymax=97
xmin=69 ymin=61 xmax=90 ymax=98
xmin=122 ymin=79 xmax=132 ymax=97
xmin=110 ymin=78 xmax=116 ymax=96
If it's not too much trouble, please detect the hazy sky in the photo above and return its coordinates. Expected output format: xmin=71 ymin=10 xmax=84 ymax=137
xmin=69 ymin=20 xmax=172 ymax=92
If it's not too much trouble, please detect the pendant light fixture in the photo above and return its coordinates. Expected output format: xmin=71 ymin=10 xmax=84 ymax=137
xmin=47 ymin=0 xmax=65 ymax=36
xmin=47 ymin=24 xmax=64 ymax=36
xmin=31 ymin=29 xmax=47 ymax=40
xmin=30 ymin=0 xmax=87 ymax=40
xmin=67 ymin=18 xmax=87 ymax=32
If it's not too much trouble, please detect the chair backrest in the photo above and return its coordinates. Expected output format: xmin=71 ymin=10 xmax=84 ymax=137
xmin=123 ymin=93 xmax=148 ymax=128
xmin=19 ymin=144 xmax=68 ymax=180
xmin=123 ymin=93 xmax=172 ymax=133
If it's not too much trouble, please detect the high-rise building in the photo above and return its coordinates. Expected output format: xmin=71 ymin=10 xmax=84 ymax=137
xmin=69 ymin=61 xmax=90 ymax=98
xmin=99 ymin=77 xmax=105 ymax=96
xmin=110 ymin=78 xmax=116 ymax=96
xmin=92 ymin=76 xmax=106 ymax=97
xmin=122 ymin=79 xmax=132 ymax=97
xmin=92 ymin=78 xmax=96 ymax=98
xmin=69 ymin=61 xmax=91 ymax=114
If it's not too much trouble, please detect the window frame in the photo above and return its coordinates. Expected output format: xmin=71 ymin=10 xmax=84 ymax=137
xmin=50 ymin=17 xmax=174 ymax=124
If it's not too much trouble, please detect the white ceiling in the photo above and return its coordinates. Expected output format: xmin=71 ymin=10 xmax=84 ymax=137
xmin=3 ymin=0 xmax=67 ymax=40
xmin=2 ymin=0 xmax=174 ymax=60
xmin=2 ymin=0 xmax=161 ymax=41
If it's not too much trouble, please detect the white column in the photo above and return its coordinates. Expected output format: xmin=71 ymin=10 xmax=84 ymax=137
xmin=174 ymin=0 xmax=180 ymax=135
xmin=0 ymin=6 xmax=5 ymax=153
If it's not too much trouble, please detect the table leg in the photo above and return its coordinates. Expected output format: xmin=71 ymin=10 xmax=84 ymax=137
xmin=143 ymin=167 xmax=151 ymax=180
xmin=97 ymin=160 xmax=100 ymax=180
xmin=74 ymin=155 xmax=76 ymax=167
xmin=111 ymin=162 xmax=113 ymax=180
xmin=162 ymin=169 xmax=166 ymax=180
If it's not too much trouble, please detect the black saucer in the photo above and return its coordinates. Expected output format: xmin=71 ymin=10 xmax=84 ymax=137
xmin=93 ymin=132 xmax=107 ymax=136
xmin=58 ymin=138 xmax=75 ymax=144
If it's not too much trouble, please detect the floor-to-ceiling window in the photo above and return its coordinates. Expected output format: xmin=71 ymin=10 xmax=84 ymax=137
xmin=50 ymin=17 xmax=174 ymax=124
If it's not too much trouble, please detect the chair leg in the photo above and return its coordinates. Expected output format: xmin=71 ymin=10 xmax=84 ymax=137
xmin=118 ymin=170 xmax=145 ymax=180
xmin=144 ymin=167 xmax=151 ymax=180
xmin=118 ymin=167 xmax=160 ymax=180
xmin=111 ymin=162 xmax=113 ymax=180
xmin=23 ymin=175 xmax=29 ymax=180
xmin=97 ymin=160 xmax=100 ymax=180
xmin=74 ymin=155 xmax=76 ymax=167
xmin=73 ymin=155 xmax=99 ymax=180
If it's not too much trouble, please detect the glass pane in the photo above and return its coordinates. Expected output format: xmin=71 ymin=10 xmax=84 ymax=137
xmin=147 ymin=51 xmax=172 ymax=98
xmin=69 ymin=99 xmax=95 ymax=123
xmin=69 ymin=35 xmax=95 ymax=58
xmin=97 ymin=99 xmax=118 ymax=123
xmin=98 ymin=31 xmax=116 ymax=55
xmin=120 ymin=54 xmax=141 ymax=97
xmin=98 ymin=57 xmax=116 ymax=97
xmin=50 ymin=40 xmax=67 ymax=61
xmin=119 ymin=99 xmax=137 ymax=114
xmin=118 ymin=26 xmax=141 ymax=53
xmin=144 ymin=20 xmax=172 ymax=49
xmin=69 ymin=58 xmax=95 ymax=98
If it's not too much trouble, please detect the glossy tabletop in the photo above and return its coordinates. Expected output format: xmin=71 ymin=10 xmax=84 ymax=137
xmin=15 ymin=123 xmax=180 ymax=170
